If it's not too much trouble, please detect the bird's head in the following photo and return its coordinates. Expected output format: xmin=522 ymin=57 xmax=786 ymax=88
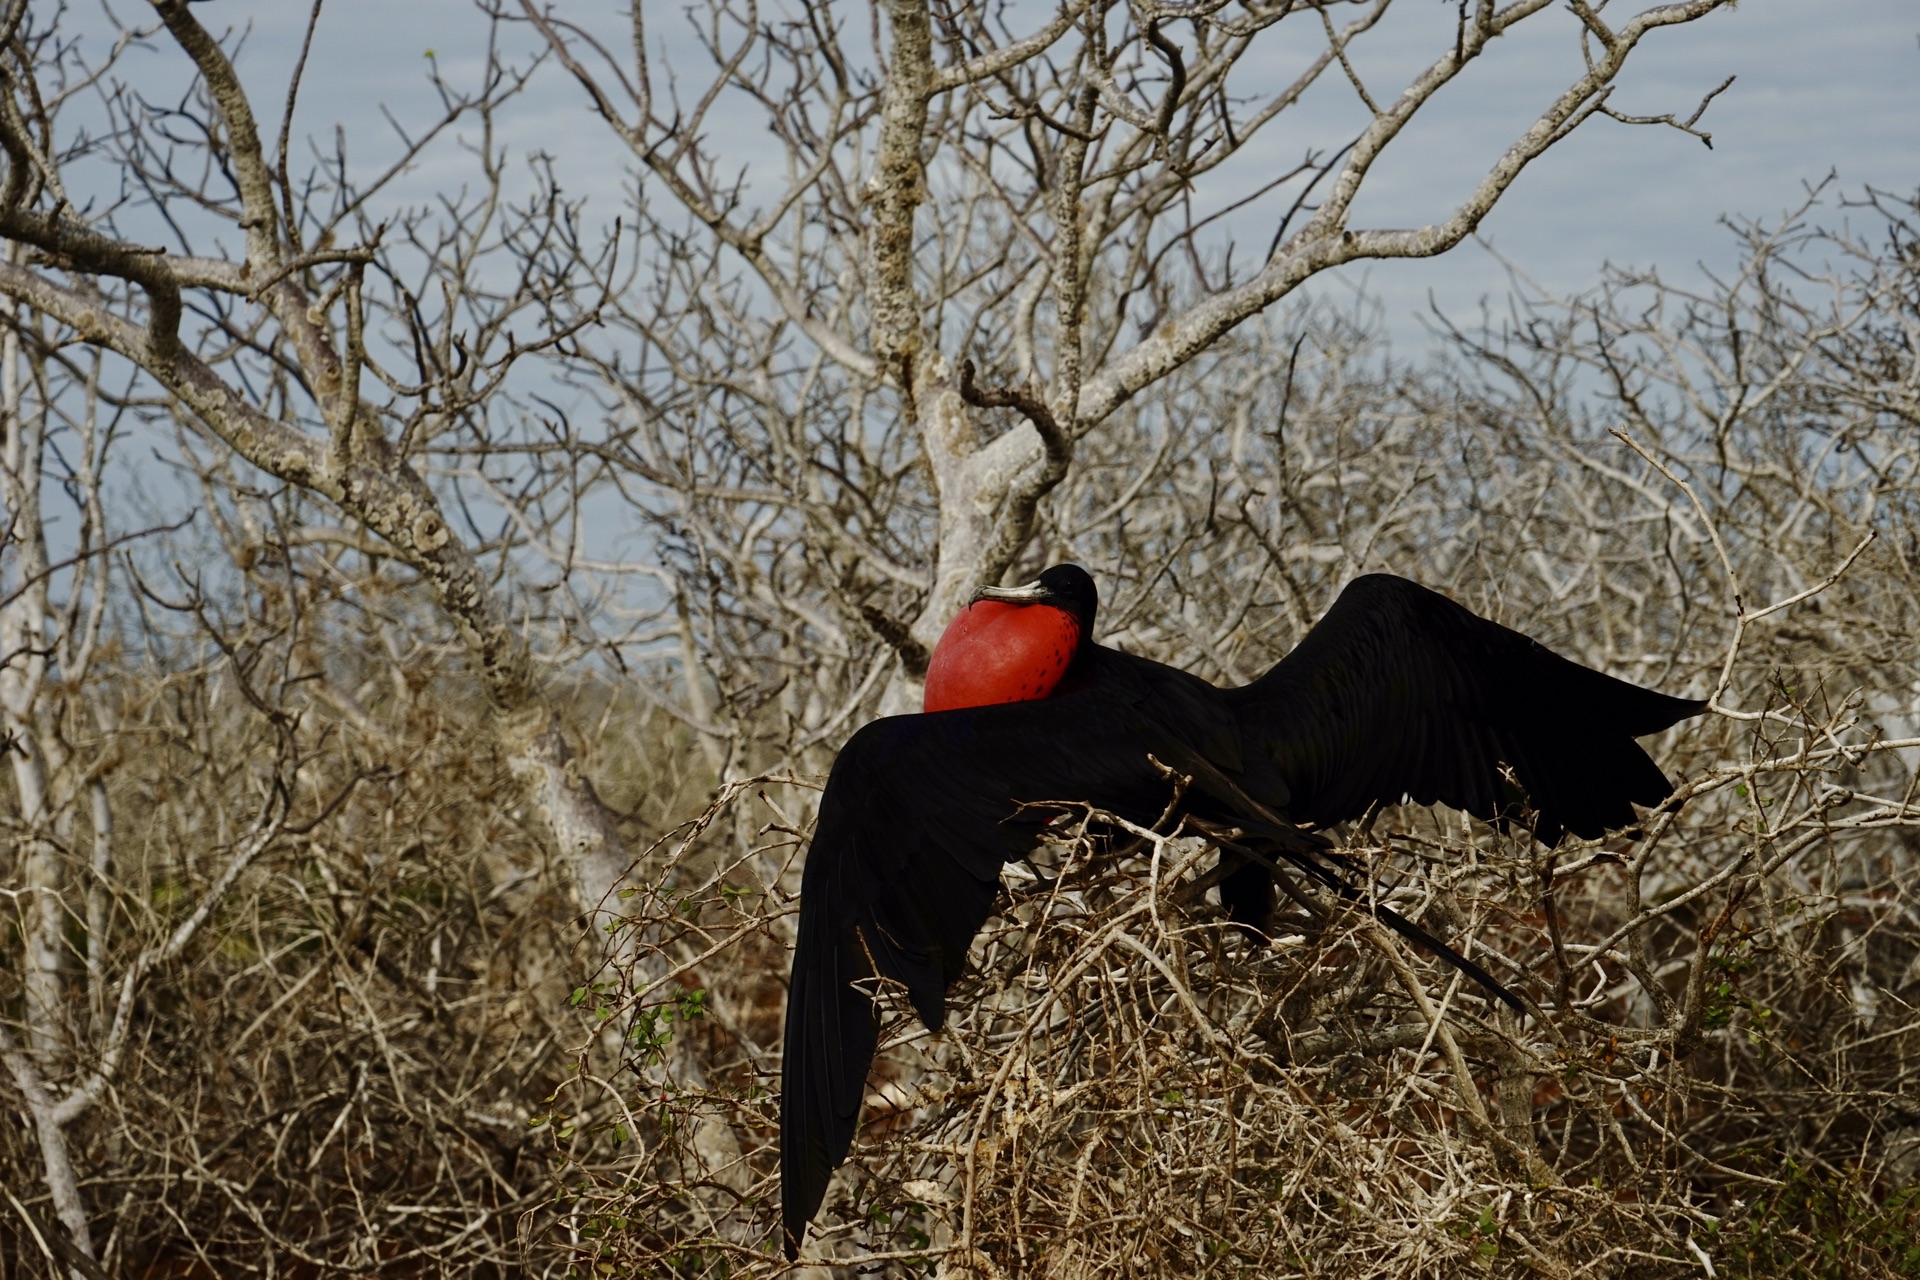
xmin=922 ymin=564 xmax=1097 ymax=713
xmin=969 ymin=563 xmax=1097 ymax=628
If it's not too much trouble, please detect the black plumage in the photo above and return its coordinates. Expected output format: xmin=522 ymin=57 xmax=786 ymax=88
xmin=780 ymin=570 xmax=1702 ymax=1257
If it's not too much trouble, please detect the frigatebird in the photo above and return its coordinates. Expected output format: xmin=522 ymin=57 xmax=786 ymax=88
xmin=781 ymin=565 xmax=1702 ymax=1256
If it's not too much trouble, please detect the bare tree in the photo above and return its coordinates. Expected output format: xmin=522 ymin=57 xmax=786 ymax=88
xmin=3 ymin=291 xmax=132 ymax=1272
xmin=0 ymin=0 xmax=648 ymax=910
xmin=0 ymin=3 xmax=669 ymax=1269
xmin=515 ymin=0 xmax=1739 ymax=743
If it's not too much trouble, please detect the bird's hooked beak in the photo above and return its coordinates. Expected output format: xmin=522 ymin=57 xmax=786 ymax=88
xmin=971 ymin=579 xmax=1050 ymax=606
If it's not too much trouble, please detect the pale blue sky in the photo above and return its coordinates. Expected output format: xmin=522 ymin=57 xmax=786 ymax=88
xmin=1306 ymin=0 xmax=1920 ymax=345
xmin=177 ymin=0 xmax=1920 ymax=353
xmin=69 ymin=0 xmax=1920 ymax=352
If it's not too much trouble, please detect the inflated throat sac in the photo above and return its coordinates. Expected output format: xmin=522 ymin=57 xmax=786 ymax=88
xmin=923 ymin=600 xmax=1081 ymax=713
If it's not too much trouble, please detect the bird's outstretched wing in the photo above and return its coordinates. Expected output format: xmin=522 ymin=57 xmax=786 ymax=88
xmin=1231 ymin=574 xmax=1704 ymax=841
xmin=781 ymin=669 xmax=1224 ymax=1257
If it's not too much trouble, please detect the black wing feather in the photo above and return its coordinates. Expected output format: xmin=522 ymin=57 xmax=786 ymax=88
xmin=1231 ymin=574 xmax=1703 ymax=839
xmin=781 ymin=669 xmax=1219 ymax=1256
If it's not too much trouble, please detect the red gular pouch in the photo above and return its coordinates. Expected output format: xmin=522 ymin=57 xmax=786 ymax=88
xmin=922 ymin=599 xmax=1084 ymax=713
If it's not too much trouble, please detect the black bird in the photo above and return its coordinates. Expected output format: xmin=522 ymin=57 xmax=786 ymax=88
xmin=780 ymin=565 xmax=1702 ymax=1257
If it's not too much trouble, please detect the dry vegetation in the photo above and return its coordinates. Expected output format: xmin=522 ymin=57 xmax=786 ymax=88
xmin=4 ymin=0 xmax=1917 ymax=1276
xmin=545 ymin=194 xmax=1920 ymax=1277
xmin=0 ymin=557 xmax=597 ymax=1274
